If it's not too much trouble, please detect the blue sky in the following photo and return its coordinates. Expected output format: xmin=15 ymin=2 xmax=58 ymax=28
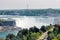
xmin=0 ymin=0 xmax=60 ymax=9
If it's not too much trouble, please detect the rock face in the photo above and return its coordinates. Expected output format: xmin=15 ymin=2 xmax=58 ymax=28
xmin=0 ymin=21 xmax=16 ymax=27
xmin=0 ymin=20 xmax=16 ymax=32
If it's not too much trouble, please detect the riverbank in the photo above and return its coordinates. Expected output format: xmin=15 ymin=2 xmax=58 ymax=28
xmin=0 ymin=26 xmax=21 ymax=32
xmin=0 ymin=26 xmax=21 ymax=39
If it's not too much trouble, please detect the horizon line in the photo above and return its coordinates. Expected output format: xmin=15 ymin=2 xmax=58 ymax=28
xmin=0 ymin=8 xmax=60 ymax=10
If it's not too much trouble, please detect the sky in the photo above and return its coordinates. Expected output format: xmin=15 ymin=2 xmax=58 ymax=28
xmin=0 ymin=0 xmax=60 ymax=9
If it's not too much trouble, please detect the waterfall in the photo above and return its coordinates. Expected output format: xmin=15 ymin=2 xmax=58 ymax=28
xmin=12 ymin=16 xmax=54 ymax=29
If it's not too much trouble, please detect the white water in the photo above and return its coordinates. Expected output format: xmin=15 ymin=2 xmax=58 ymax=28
xmin=0 ymin=16 xmax=56 ymax=29
xmin=12 ymin=16 xmax=54 ymax=29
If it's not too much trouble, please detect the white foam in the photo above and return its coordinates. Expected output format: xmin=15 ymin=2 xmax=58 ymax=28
xmin=13 ymin=16 xmax=54 ymax=29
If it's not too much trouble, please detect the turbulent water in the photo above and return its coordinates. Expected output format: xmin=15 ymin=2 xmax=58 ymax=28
xmin=14 ymin=16 xmax=54 ymax=28
xmin=0 ymin=15 xmax=55 ymax=28
xmin=0 ymin=15 xmax=59 ymax=28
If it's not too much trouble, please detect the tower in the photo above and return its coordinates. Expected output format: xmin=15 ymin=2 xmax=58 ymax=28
xmin=26 ymin=0 xmax=30 ymax=9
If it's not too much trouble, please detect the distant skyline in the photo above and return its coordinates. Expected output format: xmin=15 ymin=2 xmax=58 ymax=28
xmin=0 ymin=0 xmax=60 ymax=10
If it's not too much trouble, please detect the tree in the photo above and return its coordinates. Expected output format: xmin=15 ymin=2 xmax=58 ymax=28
xmin=40 ymin=25 xmax=46 ymax=32
xmin=17 ymin=30 xmax=23 ymax=40
xmin=22 ymin=29 xmax=28 ymax=36
xmin=6 ymin=34 xmax=15 ymax=39
xmin=10 ymin=37 xmax=18 ymax=40
xmin=57 ymin=34 xmax=60 ymax=40
xmin=54 ymin=24 xmax=60 ymax=33
xmin=52 ymin=37 xmax=58 ymax=40
xmin=46 ymin=24 xmax=53 ymax=30
xmin=5 ymin=34 xmax=16 ymax=40
xmin=5 ymin=38 xmax=10 ymax=40
xmin=29 ymin=26 xmax=39 ymax=33
xmin=47 ymin=32 xmax=55 ymax=40
xmin=53 ymin=28 xmax=58 ymax=35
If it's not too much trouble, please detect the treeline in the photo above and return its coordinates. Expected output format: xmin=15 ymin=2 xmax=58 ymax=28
xmin=0 ymin=9 xmax=60 ymax=16
xmin=5 ymin=24 xmax=53 ymax=40
xmin=47 ymin=24 xmax=60 ymax=40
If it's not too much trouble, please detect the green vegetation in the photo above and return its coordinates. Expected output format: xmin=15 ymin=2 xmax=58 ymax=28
xmin=5 ymin=24 xmax=53 ymax=40
xmin=47 ymin=24 xmax=60 ymax=40
xmin=46 ymin=24 xmax=53 ymax=30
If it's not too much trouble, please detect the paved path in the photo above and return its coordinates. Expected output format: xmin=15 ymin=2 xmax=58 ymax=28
xmin=38 ymin=27 xmax=54 ymax=40
xmin=38 ymin=31 xmax=48 ymax=40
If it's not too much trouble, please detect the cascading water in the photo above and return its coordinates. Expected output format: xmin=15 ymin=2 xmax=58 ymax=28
xmin=13 ymin=16 xmax=54 ymax=29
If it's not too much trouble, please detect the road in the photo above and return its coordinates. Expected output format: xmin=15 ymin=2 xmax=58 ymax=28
xmin=38 ymin=27 xmax=54 ymax=40
xmin=38 ymin=31 xmax=48 ymax=40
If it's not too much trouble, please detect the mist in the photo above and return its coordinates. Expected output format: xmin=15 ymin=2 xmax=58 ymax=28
xmin=12 ymin=16 xmax=54 ymax=28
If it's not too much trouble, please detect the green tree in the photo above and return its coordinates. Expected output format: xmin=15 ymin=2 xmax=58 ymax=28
xmin=10 ymin=37 xmax=18 ymax=40
xmin=22 ymin=29 xmax=28 ymax=36
xmin=40 ymin=25 xmax=46 ymax=32
xmin=53 ymin=28 xmax=58 ymax=35
xmin=52 ymin=37 xmax=58 ymax=40
xmin=17 ymin=30 xmax=23 ymax=40
xmin=6 ymin=34 xmax=15 ymax=39
xmin=29 ymin=26 xmax=39 ymax=33
xmin=47 ymin=31 xmax=55 ymax=40
xmin=57 ymin=34 xmax=60 ymax=40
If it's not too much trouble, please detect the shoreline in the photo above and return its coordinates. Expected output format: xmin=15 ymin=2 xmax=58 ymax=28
xmin=0 ymin=26 xmax=21 ymax=32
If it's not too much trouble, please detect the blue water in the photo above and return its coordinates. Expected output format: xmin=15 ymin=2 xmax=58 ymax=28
xmin=0 ymin=30 xmax=19 ymax=39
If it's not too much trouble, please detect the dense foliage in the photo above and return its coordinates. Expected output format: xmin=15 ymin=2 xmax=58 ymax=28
xmin=47 ymin=24 xmax=60 ymax=40
xmin=5 ymin=24 xmax=53 ymax=40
